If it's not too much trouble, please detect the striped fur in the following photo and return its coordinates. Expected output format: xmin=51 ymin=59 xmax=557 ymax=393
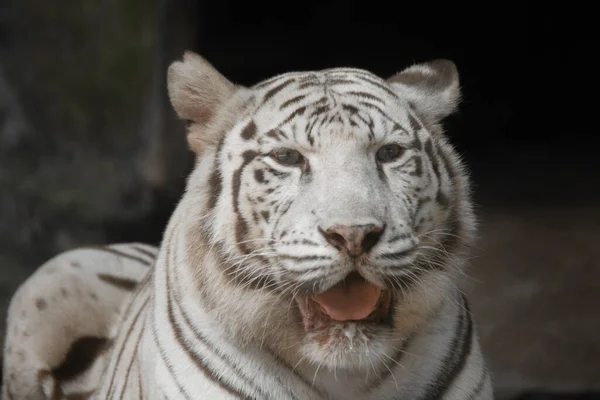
xmin=1 ymin=243 xmax=156 ymax=399
xmin=2 ymin=52 xmax=493 ymax=399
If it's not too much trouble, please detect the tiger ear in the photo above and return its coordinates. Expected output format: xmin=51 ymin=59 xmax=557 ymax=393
xmin=387 ymin=59 xmax=461 ymax=125
xmin=167 ymin=51 xmax=238 ymax=152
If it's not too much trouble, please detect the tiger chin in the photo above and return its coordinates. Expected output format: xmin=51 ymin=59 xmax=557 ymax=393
xmin=2 ymin=50 xmax=493 ymax=399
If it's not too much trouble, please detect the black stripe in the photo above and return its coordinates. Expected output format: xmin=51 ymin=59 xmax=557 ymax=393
xmin=150 ymin=320 xmax=194 ymax=400
xmin=415 ymin=294 xmax=474 ymax=400
xmin=276 ymin=106 xmax=307 ymax=128
xmin=467 ymin=368 xmax=489 ymax=400
xmin=280 ymin=95 xmax=307 ymax=109
xmin=347 ymin=91 xmax=385 ymax=103
xmin=94 ymin=273 xmax=151 ymax=393
xmin=62 ymin=389 xmax=95 ymax=399
xmin=131 ymin=244 xmax=157 ymax=261
xmin=93 ymin=273 xmax=151 ymax=394
xmin=107 ymin=304 xmax=149 ymax=399
xmin=276 ymin=254 xmax=332 ymax=262
xmin=342 ymin=104 xmax=358 ymax=114
xmin=253 ymin=74 xmax=294 ymax=89
xmin=424 ymin=139 xmax=442 ymax=184
xmin=232 ymin=151 xmax=260 ymax=254
xmin=144 ymin=221 xmax=194 ymax=400
xmin=390 ymin=154 xmax=421 ymax=175
xmin=280 ymin=262 xmax=341 ymax=276
xmin=408 ymin=112 xmax=422 ymax=132
xmin=137 ymin=344 xmax=144 ymax=399
xmin=164 ymin=245 xmax=252 ymax=399
xmin=265 ymin=129 xmax=283 ymax=142
xmin=169 ymin=297 xmax=261 ymax=399
xmin=298 ymin=74 xmax=319 ymax=83
xmin=83 ymin=246 xmax=151 ymax=266
xmin=268 ymin=199 xmax=294 ymax=237
xmin=171 ymin=283 xmax=302 ymax=400
xmin=307 ymin=105 xmax=330 ymax=119
xmin=97 ymin=273 xmax=138 ymax=291
xmin=409 ymin=127 xmax=423 ymax=150
xmin=207 ymin=136 xmax=226 ymax=210
xmin=240 ymin=120 xmax=257 ymax=141
xmin=102 ymin=286 xmax=151 ymax=397
xmin=410 ymin=155 xmax=424 ymax=177
xmin=280 ymin=238 xmax=320 ymax=247
xmin=359 ymin=101 xmax=396 ymax=123
xmin=298 ymin=81 xmax=320 ymax=89
xmin=376 ymin=160 xmax=386 ymax=181
xmin=119 ymin=315 xmax=146 ymax=400
xmin=428 ymin=141 xmax=451 ymax=205
xmin=430 ymin=141 xmax=451 ymax=209
xmin=353 ymin=75 xmax=400 ymax=99
xmin=329 ymin=69 xmax=382 ymax=84
xmin=263 ymin=78 xmax=295 ymax=102
xmin=51 ymin=336 xmax=112 ymax=382
xmin=327 ymin=77 xmax=357 ymax=84
xmin=377 ymin=249 xmax=414 ymax=261
xmin=304 ymin=113 xmax=320 ymax=143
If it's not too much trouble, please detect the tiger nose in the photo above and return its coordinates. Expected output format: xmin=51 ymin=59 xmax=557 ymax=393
xmin=319 ymin=224 xmax=385 ymax=256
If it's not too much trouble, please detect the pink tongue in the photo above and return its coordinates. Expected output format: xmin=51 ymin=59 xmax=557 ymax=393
xmin=312 ymin=274 xmax=381 ymax=321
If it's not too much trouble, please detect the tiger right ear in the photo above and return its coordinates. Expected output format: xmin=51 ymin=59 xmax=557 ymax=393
xmin=167 ymin=51 xmax=237 ymax=152
xmin=387 ymin=59 xmax=461 ymax=127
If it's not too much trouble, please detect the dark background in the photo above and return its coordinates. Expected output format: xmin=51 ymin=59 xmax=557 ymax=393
xmin=1 ymin=1 xmax=598 ymax=399
xmin=193 ymin=0 xmax=600 ymax=210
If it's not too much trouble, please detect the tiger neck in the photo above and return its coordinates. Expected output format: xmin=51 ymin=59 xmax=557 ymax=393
xmin=154 ymin=200 xmax=295 ymax=346
xmin=148 ymin=203 xmax=327 ymax=396
xmin=149 ymin=200 xmax=459 ymax=398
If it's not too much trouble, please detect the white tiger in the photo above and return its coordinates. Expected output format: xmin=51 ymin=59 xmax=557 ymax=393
xmin=2 ymin=51 xmax=493 ymax=399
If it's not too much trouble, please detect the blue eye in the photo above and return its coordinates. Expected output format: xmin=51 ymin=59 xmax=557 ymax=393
xmin=376 ymin=144 xmax=404 ymax=163
xmin=270 ymin=148 xmax=305 ymax=166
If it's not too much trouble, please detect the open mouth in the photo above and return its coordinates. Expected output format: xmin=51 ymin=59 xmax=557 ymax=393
xmin=295 ymin=272 xmax=392 ymax=332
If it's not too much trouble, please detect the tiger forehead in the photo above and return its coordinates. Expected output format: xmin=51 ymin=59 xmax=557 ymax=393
xmin=252 ymin=68 xmax=399 ymax=104
xmin=241 ymin=70 xmax=414 ymax=146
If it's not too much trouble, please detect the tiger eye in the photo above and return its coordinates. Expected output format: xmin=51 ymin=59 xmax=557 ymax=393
xmin=270 ymin=148 xmax=305 ymax=166
xmin=376 ymin=144 xmax=404 ymax=163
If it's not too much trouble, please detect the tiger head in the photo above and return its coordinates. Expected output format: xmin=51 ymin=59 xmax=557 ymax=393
xmin=168 ymin=52 xmax=475 ymax=372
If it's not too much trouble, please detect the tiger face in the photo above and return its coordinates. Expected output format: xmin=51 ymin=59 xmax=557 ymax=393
xmin=168 ymin=52 xmax=475 ymax=372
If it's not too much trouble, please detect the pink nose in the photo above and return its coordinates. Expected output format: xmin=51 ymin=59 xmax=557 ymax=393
xmin=320 ymin=224 xmax=384 ymax=256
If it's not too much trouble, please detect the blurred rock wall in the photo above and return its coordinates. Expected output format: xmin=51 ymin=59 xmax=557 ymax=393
xmin=0 ymin=0 xmax=197 ymax=352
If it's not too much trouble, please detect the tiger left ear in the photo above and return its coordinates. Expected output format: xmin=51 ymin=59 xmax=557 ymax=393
xmin=167 ymin=51 xmax=240 ymax=153
xmin=387 ymin=59 xmax=461 ymax=126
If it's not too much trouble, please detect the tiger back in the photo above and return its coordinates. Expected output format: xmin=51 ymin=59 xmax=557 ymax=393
xmin=1 ymin=244 xmax=156 ymax=399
